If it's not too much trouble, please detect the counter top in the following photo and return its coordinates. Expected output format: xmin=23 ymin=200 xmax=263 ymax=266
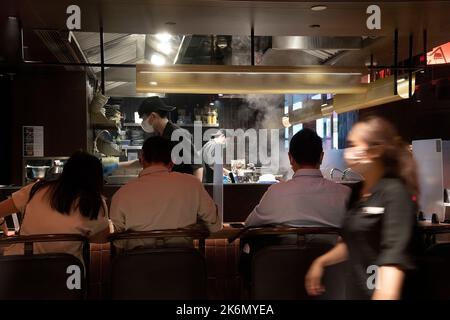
xmin=418 ymin=220 xmax=450 ymax=232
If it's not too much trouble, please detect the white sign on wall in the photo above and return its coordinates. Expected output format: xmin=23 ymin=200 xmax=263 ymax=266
xmin=23 ymin=126 xmax=44 ymax=157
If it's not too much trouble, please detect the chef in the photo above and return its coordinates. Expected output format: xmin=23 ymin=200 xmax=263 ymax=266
xmin=101 ymin=97 xmax=203 ymax=181
xmin=201 ymin=129 xmax=229 ymax=183
xmin=138 ymin=96 xmax=203 ymax=181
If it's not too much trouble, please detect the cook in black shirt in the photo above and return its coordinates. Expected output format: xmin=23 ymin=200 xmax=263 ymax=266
xmin=138 ymin=96 xmax=203 ymax=180
xmin=305 ymin=116 xmax=418 ymax=300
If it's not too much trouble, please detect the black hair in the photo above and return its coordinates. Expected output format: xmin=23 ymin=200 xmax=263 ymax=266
xmin=29 ymin=151 xmax=104 ymax=220
xmin=289 ymin=128 xmax=323 ymax=166
xmin=142 ymin=136 xmax=172 ymax=164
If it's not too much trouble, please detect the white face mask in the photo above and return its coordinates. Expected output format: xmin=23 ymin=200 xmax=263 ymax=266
xmin=344 ymin=146 xmax=373 ymax=174
xmin=141 ymin=117 xmax=154 ymax=133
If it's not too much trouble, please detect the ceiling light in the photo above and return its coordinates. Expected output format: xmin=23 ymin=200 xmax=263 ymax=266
xmin=397 ymin=78 xmax=406 ymax=83
xmin=218 ymin=94 xmax=223 ymax=97
xmin=321 ymin=103 xmax=328 ymax=107
xmin=155 ymin=33 xmax=171 ymax=42
xmin=310 ymin=5 xmax=327 ymax=11
xmin=209 ymin=102 xmax=214 ymax=106
xmin=150 ymin=54 xmax=166 ymax=66
xmin=149 ymin=81 xmax=158 ymax=86
xmin=157 ymin=42 xmax=172 ymax=55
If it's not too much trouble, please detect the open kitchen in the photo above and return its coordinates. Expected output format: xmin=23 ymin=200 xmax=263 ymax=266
xmin=1 ymin=0 xmax=450 ymax=302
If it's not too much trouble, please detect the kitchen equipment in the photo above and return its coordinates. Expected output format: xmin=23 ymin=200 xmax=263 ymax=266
xmin=258 ymin=174 xmax=278 ymax=184
xmin=131 ymin=139 xmax=144 ymax=146
xmin=45 ymin=160 xmax=65 ymax=181
xmin=119 ymin=139 xmax=131 ymax=146
xmin=89 ymin=92 xmax=109 ymax=114
xmin=105 ymin=175 xmax=138 ymax=185
xmin=26 ymin=165 xmax=50 ymax=179
xmin=413 ymin=139 xmax=450 ymax=222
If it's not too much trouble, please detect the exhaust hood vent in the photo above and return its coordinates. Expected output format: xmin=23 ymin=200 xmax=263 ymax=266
xmin=34 ymin=30 xmax=91 ymax=72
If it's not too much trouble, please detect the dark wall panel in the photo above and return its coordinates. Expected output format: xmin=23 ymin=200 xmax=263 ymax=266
xmin=10 ymin=69 xmax=88 ymax=185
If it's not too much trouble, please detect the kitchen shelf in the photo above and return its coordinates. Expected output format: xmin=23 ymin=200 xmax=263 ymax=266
xmin=123 ymin=123 xmax=142 ymax=127
xmin=91 ymin=113 xmax=120 ymax=130
xmin=121 ymin=145 xmax=142 ymax=150
xmin=179 ymin=123 xmax=220 ymax=128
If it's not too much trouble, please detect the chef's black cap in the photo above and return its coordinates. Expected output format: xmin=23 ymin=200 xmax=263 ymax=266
xmin=138 ymin=96 xmax=175 ymax=117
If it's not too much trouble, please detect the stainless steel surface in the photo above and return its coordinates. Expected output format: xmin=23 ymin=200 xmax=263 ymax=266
xmin=272 ymin=36 xmax=363 ymax=51
xmin=26 ymin=165 xmax=50 ymax=179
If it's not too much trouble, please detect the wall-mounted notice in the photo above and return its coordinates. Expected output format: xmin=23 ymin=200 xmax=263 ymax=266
xmin=23 ymin=126 xmax=44 ymax=157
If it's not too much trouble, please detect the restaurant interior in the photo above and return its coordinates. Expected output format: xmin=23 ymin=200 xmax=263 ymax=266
xmin=1 ymin=0 xmax=450 ymax=301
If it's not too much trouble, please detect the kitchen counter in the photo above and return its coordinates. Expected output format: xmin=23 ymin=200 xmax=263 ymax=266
xmin=103 ymin=183 xmax=271 ymax=222
xmin=0 ymin=184 xmax=271 ymax=223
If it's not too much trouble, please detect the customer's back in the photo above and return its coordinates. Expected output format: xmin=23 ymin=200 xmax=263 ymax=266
xmin=245 ymin=129 xmax=351 ymax=228
xmin=2 ymin=151 xmax=110 ymax=264
xmin=110 ymin=136 xmax=220 ymax=249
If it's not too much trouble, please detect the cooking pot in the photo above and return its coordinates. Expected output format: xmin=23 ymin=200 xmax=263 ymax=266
xmin=26 ymin=165 xmax=50 ymax=179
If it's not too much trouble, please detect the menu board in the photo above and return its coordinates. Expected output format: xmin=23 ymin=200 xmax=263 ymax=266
xmin=23 ymin=126 xmax=44 ymax=157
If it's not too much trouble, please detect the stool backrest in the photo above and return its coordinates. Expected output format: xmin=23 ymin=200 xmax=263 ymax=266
xmin=0 ymin=234 xmax=89 ymax=300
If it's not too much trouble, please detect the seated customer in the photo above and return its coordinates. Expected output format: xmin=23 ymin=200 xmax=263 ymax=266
xmin=245 ymin=128 xmax=351 ymax=228
xmin=110 ymin=136 xmax=221 ymax=250
xmin=0 ymin=151 xmax=110 ymax=264
xmin=240 ymin=129 xmax=351 ymax=286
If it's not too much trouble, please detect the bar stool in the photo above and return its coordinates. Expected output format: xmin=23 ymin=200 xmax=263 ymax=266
xmin=231 ymin=226 xmax=346 ymax=300
xmin=0 ymin=234 xmax=89 ymax=300
xmin=109 ymin=227 xmax=209 ymax=300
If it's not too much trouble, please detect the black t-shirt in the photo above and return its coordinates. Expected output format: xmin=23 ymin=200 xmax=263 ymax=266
xmin=341 ymin=177 xmax=417 ymax=299
xmin=162 ymin=121 xmax=203 ymax=175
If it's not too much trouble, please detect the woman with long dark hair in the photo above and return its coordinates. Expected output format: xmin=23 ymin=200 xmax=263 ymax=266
xmin=0 ymin=151 xmax=110 ymax=262
xmin=305 ymin=116 xmax=419 ymax=300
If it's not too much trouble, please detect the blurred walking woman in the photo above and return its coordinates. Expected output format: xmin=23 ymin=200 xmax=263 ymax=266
xmin=0 ymin=151 xmax=110 ymax=263
xmin=306 ymin=116 xmax=418 ymax=300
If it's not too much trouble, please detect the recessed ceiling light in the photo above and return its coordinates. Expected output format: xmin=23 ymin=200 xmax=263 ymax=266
xmin=218 ymin=94 xmax=223 ymax=97
xmin=155 ymin=33 xmax=171 ymax=42
xmin=157 ymin=42 xmax=172 ymax=54
xmin=149 ymin=81 xmax=158 ymax=86
xmin=309 ymin=24 xmax=321 ymax=28
xmin=311 ymin=5 xmax=327 ymax=11
xmin=150 ymin=54 xmax=166 ymax=66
